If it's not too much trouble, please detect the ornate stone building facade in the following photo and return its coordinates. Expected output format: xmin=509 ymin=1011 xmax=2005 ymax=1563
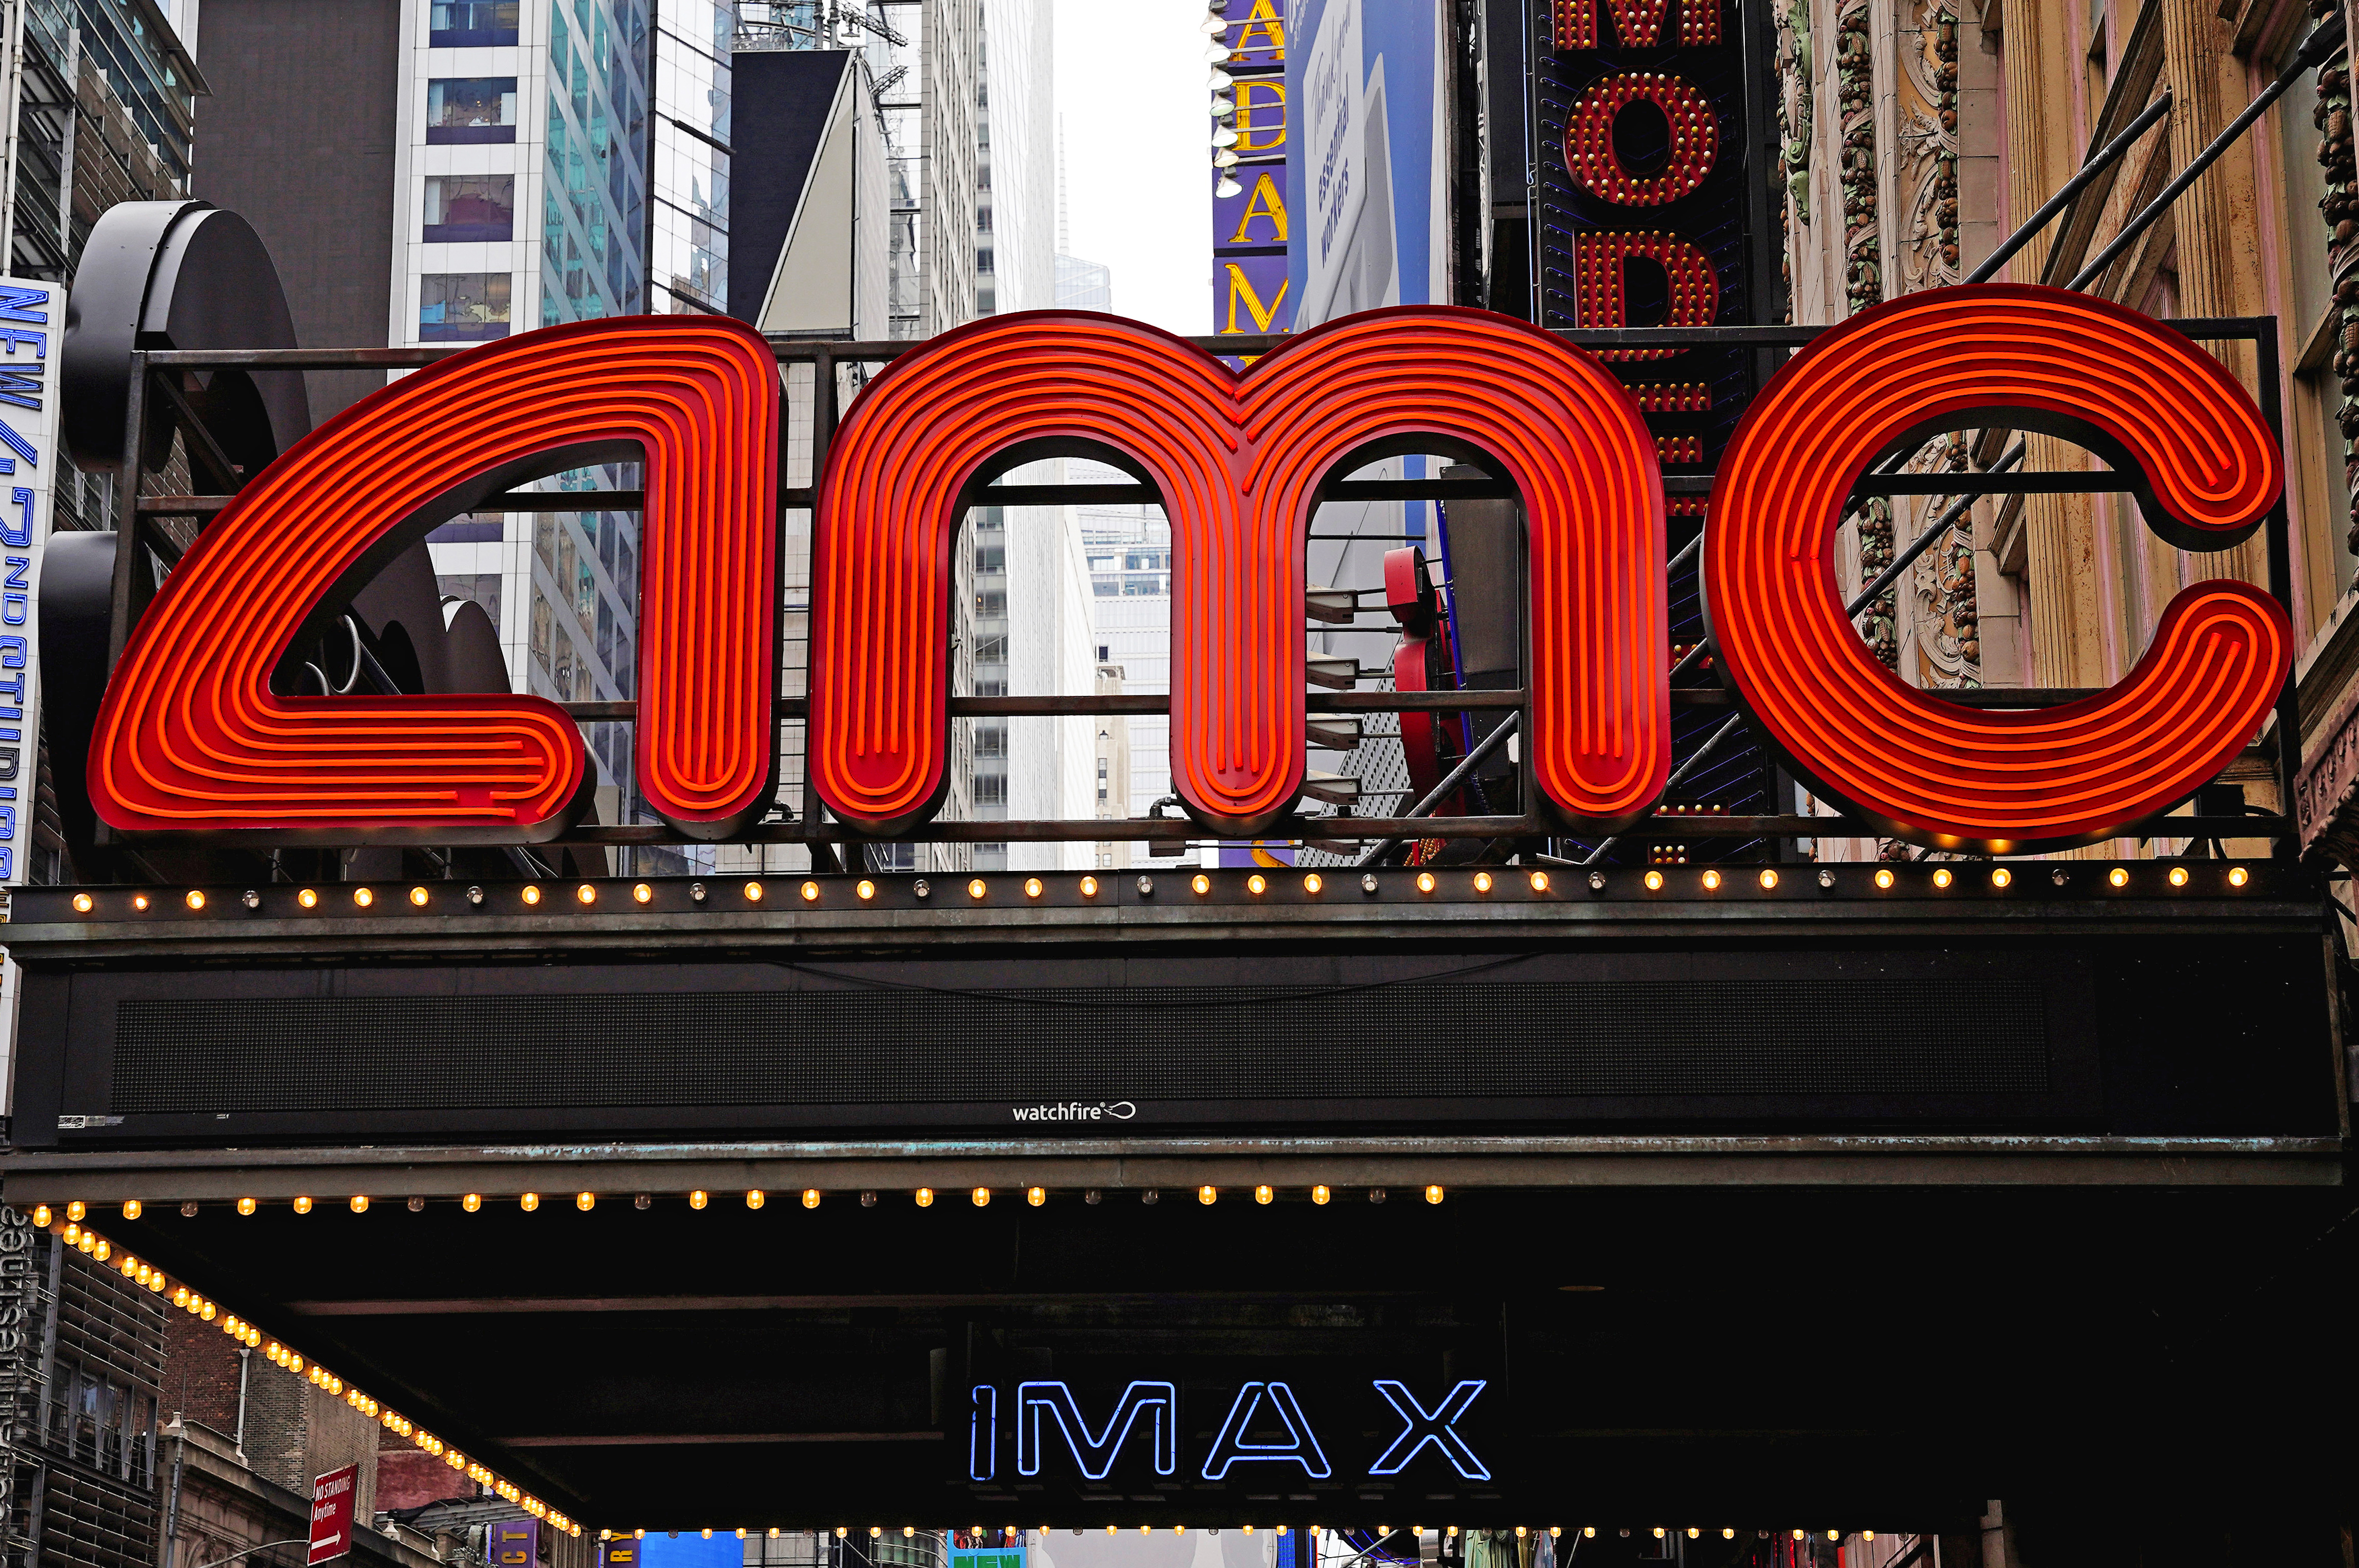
xmin=1782 ymin=0 xmax=2359 ymax=881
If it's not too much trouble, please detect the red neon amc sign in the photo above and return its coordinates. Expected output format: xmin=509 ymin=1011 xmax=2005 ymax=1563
xmin=88 ymin=285 xmax=2287 ymax=855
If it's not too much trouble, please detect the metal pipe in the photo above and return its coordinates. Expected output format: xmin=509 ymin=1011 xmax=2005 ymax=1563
xmin=1849 ymin=445 xmax=2025 ymax=621
xmin=234 ymin=1346 xmax=249 ymax=1455
xmin=1352 ymin=712 xmax=1521 ymax=866
xmin=2070 ymin=14 xmax=2346 ymax=292
xmin=1965 ymin=91 xmax=2174 ymax=284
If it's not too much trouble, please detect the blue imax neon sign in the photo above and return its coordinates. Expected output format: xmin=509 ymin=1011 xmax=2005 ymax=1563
xmin=966 ymin=1379 xmax=1489 ymax=1482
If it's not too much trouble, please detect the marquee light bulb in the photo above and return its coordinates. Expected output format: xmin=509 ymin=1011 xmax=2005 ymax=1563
xmin=801 ymin=881 xmax=820 ymax=902
xmin=522 ymin=885 xmax=542 ymax=906
xmin=1991 ymin=867 xmax=2012 ymax=888
xmin=634 ymin=882 xmax=654 ymax=903
xmin=1644 ymin=870 xmax=1663 ymax=890
xmin=915 ymin=1188 xmax=934 ymax=1207
xmin=576 ymin=883 xmax=597 ymax=905
xmin=462 ymin=1193 xmax=481 ymax=1212
xmin=1424 ymin=1184 xmax=1444 ymax=1204
xmin=746 ymin=1189 xmax=765 ymax=1209
xmin=1724 ymin=1531 xmax=1735 ymax=1540
xmin=352 ymin=887 xmax=375 ymax=908
xmin=132 ymin=894 xmax=151 ymax=911
xmin=1874 ymin=868 xmax=1894 ymax=889
xmin=186 ymin=889 xmax=206 ymax=910
xmin=1246 ymin=874 xmax=1265 ymax=896
xmin=123 ymin=1200 xmax=142 ymax=1220
xmin=1701 ymin=869 xmax=1722 ymax=890
xmin=1302 ymin=872 xmax=1322 ymax=894
xmin=577 ymin=1192 xmax=596 ymax=1210
xmin=802 ymin=1188 xmax=821 ymax=1208
xmin=1530 ymin=871 xmax=1550 ymax=891
xmin=1026 ymin=1186 xmax=1045 ymax=1206
xmin=1199 ymin=1185 xmax=1218 ymax=1205
xmin=2110 ymin=866 xmax=2130 ymax=887
xmin=744 ymin=881 xmax=764 ymax=902
xmin=409 ymin=885 xmax=430 ymax=907
xmin=1080 ymin=875 xmax=1100 ymax=897
xmin=1416 ymin=871 xmax=1436 ymax=894
xmin=1025 ymin=878 xmax=1044 ymax=898
xmin=2229 ymin=866 xmax=2248 ymax=886
xmin=292 ymin=1196 xmax=312 ymax=1215
xmin=349 ymin=1195 xmax=368 ymax=1214
xmin=1474 ymin=871 xmax=1493 ymax=892
xmin=1311 ymin=1184 xmax=1330 ymax=1205
xmin=1758 ymin=869 xmax=1778 ymax=889
xmin=1254 ymin=1184 xmax=1273 ymax=1204
xmin=520 ymin=1193 xmax=539 ymax=1212
xmin=30 ymin=1205 xmax=49 ymax=1226
xmin=969 ymin=879 xmax=988 ymax=899
xmin=856 ymin=880 xmax=875 ymax=901
xmin=1192 ymin=874 xmax=1211 ymax=895
xmin=72 ymin=893 xmax=92 ymax=912
xmin=2168 ymin=865 xmax=2190 ymax=887
xmin=972 ymin=1187 xmax=990 ymax=1207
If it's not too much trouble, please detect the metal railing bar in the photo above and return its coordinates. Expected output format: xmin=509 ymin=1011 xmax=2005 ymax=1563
xmin=1851 ymin=469 xmax=2122 ymax=496
xmin=141 ymin=490 xmax=649 ymax=517
xmin=131 ymin=317 xmax=2262 ymax=378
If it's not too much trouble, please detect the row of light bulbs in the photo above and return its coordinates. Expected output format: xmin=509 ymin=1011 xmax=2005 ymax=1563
xmin=1204 ymin=0 xmax=1247 ymax=198
xmin=71 ymin=861 xmax=2253 ymax=918
xmin=606 ymin=1527 xmax=1882 ymax=1542
xmin=31 ymin=1212 xmax=579 ymax=1537
xmin=37 ymin=1187 xmax=1446 ymax=1222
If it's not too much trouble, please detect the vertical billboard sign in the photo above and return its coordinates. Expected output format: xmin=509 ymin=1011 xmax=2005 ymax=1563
xmin=0 ymin=279 xmax=57 ymax=888
xmin=490 ymin=1521 xmax=540 ymax=1568
xmin=1214 ymin=0 xmax=1291 ymax=348
xmin=1285 ymin=0 xmax=1449 ymax=328
xmin=1535 ymin=0 xmax=1779 ymax=852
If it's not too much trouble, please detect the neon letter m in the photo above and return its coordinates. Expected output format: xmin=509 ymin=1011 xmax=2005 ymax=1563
xmin=1015 ymin=1380 xmax=1177 ymax=1479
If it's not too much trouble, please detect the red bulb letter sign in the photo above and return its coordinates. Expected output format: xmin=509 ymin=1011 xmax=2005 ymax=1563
xmin=1706 ymin=285 xmax=2288 ymax=853
xmin=809 ymin=307 xmax=1669 ymax=836
xmin=90 ymin=316 xmax=779 ymax=842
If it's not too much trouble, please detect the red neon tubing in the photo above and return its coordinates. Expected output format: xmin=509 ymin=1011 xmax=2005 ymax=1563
xmin=1705 ymin=284 xmax=2288 ymax=852
xmin=809 ymin=306 xmax=1668 ymax=836
xmin=91 ymin=315 xmax=779 ymax=843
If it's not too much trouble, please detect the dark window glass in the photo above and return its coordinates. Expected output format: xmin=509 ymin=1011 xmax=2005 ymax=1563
xmin=429 ymin=1 xmax=521 ymax=46
xmin=424 ymin=175 xmax=516 ymax=242
xmin=420 ymin=273 xmax=512 ymax=341
xmin=426 ymin=77 xmax=517 ymax=143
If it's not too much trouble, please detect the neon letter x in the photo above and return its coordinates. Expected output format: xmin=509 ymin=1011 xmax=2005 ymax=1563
xmin=1366 ymin=1379 xmax=1491 ymax=1479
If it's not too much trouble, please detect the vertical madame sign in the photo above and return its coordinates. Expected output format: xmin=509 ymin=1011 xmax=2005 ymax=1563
xmin=0 ymin=278 xmax=57 ymax=887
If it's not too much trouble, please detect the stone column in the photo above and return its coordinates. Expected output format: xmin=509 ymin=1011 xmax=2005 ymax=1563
xmin=2003 ymin=0 xmax=2108 ymax=686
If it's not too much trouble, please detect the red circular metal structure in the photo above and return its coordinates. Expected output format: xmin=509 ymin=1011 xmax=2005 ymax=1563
xmin=809 ymin=306 xmax=1669 ymax=836
xmin=90 ymin=315 xmax=780 ymax=843
xmin=1705 ymin=284 xmax=2288 ymax=852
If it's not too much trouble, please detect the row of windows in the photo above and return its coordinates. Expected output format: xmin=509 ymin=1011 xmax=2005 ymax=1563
xmin=430 ymin=1 xmax=521 ymax=46
xmin=1093 ymin=575 xmax=1169 ymax=597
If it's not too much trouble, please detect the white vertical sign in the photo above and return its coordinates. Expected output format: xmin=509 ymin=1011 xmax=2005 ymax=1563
xmin=0 ymin=275 xmax=58 ymax=887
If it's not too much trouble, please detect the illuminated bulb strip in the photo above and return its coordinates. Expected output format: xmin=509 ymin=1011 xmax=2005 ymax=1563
xmin=1553 ymin=0 xmax=1719 ymax=46
xmin=39 ymin=1219 xmax=579 ymax=1535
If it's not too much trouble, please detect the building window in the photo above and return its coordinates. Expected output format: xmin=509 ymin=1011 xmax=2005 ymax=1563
xmin=427 ymin=77 xmax=518 ymax=143
xmin=975 ymin=724 xmax=1007 ymax=758
xmin=429 ymin=1 xmax=521 ymax=46
xmin=424 ymin=174 xmax=516 ymax=242
xmin=973 ymin=634 xmax=1008 ymax=663
xmin=974 ymin=775 xmax=1007 ymax=806
xmin=974 ymin=544 xmax=1004 ymax=573
xmin=420 ymin=273 xmax=511 ymax=341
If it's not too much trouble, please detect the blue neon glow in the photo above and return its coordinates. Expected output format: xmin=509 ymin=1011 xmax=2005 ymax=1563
xmin=1365 ymin=1378 xmax=1490 ymax=1479
xmin=969 ymin=1384 xmax=997 ymax=1481
xmin=1199 ymin=1380 xmax=1331 ymax=1479
xmin=1014 ymin=1380 xmax=1177 ymax=1479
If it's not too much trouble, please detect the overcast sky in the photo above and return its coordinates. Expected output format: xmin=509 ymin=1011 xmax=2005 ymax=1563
xmin=1052 ymin=0 xmax=1216 ymax=335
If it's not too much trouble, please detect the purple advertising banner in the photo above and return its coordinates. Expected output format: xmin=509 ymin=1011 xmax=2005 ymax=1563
xmin=491 ymin=1522 xmax=538 ymax=1568
xmin=1214 ymin=0 xmax=1292 ymax=342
